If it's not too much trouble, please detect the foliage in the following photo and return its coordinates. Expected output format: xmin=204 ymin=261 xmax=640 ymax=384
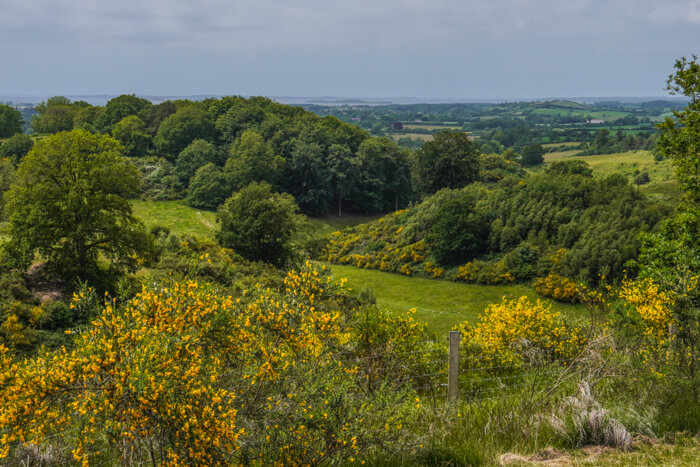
xmin=100 ymin=94 xmax=152 ymax=132
xmin=225 ymin=129 xmax=284 ymax=192
xmin=426 ymin=189 xmax=490 ymax=266
xmin=534 ymin=274 xmax=582 ymax=303
xmin=325 ymin=167 xmax=668 ymax=285
xmin=0 ymin=105 xmax=23 ymax=138
xmin=658 ymin=55 xmax=700 ymax=206
xmin=31 ymin=97 xmax=79 ymax=134
xmin=414 ymin=130 xmax=480 ymax=196
xmin=131 ymin=157 xmax=180 ymax=200
xmin=478 ymin=153 xmax=526 ymax=183
xmin=216 ymin=182 xmax=304 ymax=266
xmin=0 ymin=263 xmax=430 ymax=465
xmin=520 ymin=143 xmax=544 ymax=166
xmin=154 ymin=105 xmax=216 ymax=160
xmin=174 ymin=139 xmax=224 ymax=188
xmin=453 ymin=296 xmax=584 ymax=367
xmin=3 ymin=130 xmax=155 ymax=281
xmin=0 ymin=132 xmax=33 ymax=164
xmin=355 ymin=136 xmax=413 ymax=212
xmin=112 ymin=115 xmax=152 ymax=157
xmin=185 ymin=163 xmax=230 ymax=209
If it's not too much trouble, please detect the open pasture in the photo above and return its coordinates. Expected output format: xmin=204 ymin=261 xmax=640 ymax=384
xmin=327 ymin=263 xmax=587 ymax=335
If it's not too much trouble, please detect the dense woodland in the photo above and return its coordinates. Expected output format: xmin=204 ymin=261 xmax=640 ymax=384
xmin=0 ymin=57 xmax=697 ymax=465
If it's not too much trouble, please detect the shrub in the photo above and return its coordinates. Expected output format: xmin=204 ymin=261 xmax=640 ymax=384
xmin=0 ymin=262 xmax=430 ymax=465
xmin=534 ymin=274 xmax=582 ymax=303
xmin=454 ymin=296 xmax=584 ymax=367
xmin=216 ymin=182 xmax=303 ymax=267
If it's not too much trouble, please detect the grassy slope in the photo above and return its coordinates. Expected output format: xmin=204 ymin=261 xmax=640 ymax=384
xmin=132 ymin=200 xmax=217 ymax=238
xmin=131 ymin=200 xmax=587 ymax=336
xmin=304 ymin=213 xmax=382 ymax=238
xmin=132 ymin=200 xmax=379 ymax=240
xmin=543 ymin=150 xmax=679 ymax=202
xmin=327 ymin=263 xmax=588 ymax=336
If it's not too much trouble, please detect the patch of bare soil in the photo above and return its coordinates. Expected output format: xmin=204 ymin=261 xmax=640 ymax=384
xmin=26 ymin=262 xmax=65 ymax=302
xmin=500 ymin=443 xmax=630 ymax=465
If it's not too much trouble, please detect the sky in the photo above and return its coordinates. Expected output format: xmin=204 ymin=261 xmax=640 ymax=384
xmin=1 ymin=0 xmax=699 ymax=100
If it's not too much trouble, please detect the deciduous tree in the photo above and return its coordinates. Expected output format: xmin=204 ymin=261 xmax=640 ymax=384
xmin=216 ymin=182 xmax=302 ymax=266
xmin=0 ymin=105 xmax=23 ymax=138
xmin=3 ymin=130 xmax=154 ymax=280
xmin=414 ymin=130 xmax=480 ymax=195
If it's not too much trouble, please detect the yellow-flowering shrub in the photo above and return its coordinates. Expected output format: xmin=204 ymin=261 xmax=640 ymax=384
xmin=0 ymin=262 xmax=428 ymax=465
xmin=457 ymin=259 xmax=514 ymax=284
xmin=533 ymin=274 xmax=582 ymax=303
xmin=618 ymin=278 xmax=675 ymax=343
xmin=454 ymin=297 xmax=584 ymax=367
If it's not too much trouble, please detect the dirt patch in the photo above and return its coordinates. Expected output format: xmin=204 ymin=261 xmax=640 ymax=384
xmin=500 ymin=447 xmax=571 ymax=465
xmin=26 ymin=262 xmax=65 ymax=302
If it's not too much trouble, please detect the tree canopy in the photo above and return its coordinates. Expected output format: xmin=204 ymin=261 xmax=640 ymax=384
xmin=414 ymin=130 xmax=480 ymax=196
xmin=216 ymin=182 xmax=302 ymax=266
xmin=0 ymin=133 xmax=33 ymax=164
xmin=3 ymin=130 xmax=154 ymax=280
xmin=658 ymin=55 xmax=700 ymax=206
xmin=0 ymin=105 xmax=24 ymax=138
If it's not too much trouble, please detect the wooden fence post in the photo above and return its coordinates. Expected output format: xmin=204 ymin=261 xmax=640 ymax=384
xmin=448 ymin=330 xmax=460 ymax=403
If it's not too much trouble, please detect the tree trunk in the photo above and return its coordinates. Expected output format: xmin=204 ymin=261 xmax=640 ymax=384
xmin=338 ymin=198 xmax=342 ymax=217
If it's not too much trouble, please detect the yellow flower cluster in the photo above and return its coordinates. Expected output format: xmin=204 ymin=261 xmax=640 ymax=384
xmin=324 ymin=214 xmax=433 ymax=278
xmin=454 ymin=296 xmax=584 ymax=367
xmin=457 ymin=259 xmax=514 ymax=284
xmin=533 ymin=274 xmax=581 ymax=303
xmin=0 ymin=261 xmax=424 ymax=465
xmin=618 ymin=278 xmax=675 ymax=344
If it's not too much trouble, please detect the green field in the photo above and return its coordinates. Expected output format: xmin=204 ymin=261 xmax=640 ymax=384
xmin=402 ymin=123 xmax=461 ymax=131
xmin=542 ymin=150 xmax=679 ymax=202
xmin=531 ymin=108 xmax=629 ymax=120
xmin=390 ymin=132 xmax=434 ymax=142
xmin=132 ymin=200 xmax=217 ymax=238
xmin=542 ymin=141 xmax=580 ymax=149
xmin=326 ymin=263 xmax=588 ymax=335
xmin=132 ymin=200 xmax=378 ymax=240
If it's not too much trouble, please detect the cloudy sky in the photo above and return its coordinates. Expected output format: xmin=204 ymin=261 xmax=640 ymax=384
xmin=1 ymin=0 xmax=699 ymax=99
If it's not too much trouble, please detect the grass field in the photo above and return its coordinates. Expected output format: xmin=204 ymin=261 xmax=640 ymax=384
xmin=132 ymin=200 xmax=378 ymax=240
xmin=132 ymin=200 xmax=217 ymax=238
xmin=542 ymin=150 xmax=679 ymax=202
xmin=389 ymin=132 xmax=434 ymax=141
xmin=402 ymin=123 xmax=462 ymax=131
xmin=530 ymin=108 xmax=629 ymax=120
xmin=542 ymin=142 xmax=580 ymax=149
xmin=326 ymin=263 xmax=588 ymax=335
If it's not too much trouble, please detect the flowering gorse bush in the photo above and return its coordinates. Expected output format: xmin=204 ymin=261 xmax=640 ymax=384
xmin=454 ymin=296 xmax=585 ymax=368
xmin=534 ymin=274 xmax=582 ymax=303
xmin=0 ymin=262 xmax=430 ymax=466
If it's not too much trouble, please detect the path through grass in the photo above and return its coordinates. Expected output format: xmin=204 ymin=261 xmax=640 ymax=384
xmin=327 ymin=264 xmax=588 ymax=335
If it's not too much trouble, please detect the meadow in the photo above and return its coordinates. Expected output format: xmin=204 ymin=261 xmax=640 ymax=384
xmin=326 ymin=263 xmax=588 ymax=335
xmin=131 ymin=200 xmax=587 ymax=336
xmin=132 ymin=200 xmax=217 ymax=238
xmin=389 ymin=132 xmax=434 ymax=141
xmin=542 ymin=149 xmax=679 ymax=201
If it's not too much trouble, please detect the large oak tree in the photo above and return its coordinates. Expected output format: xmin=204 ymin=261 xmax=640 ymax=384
xmin=3 ymin=130 xmax=154 ymax=280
